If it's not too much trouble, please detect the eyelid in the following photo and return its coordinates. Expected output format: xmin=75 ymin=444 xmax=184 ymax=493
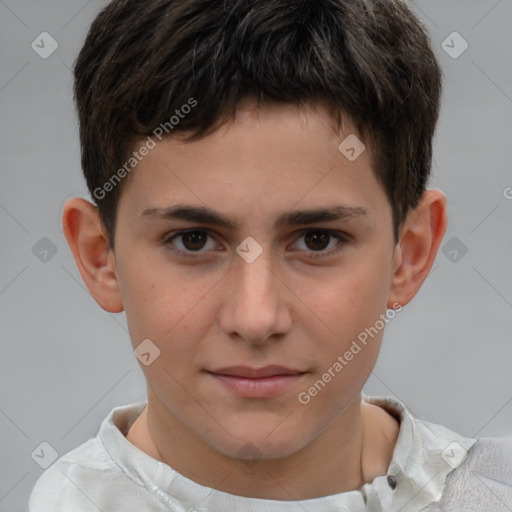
xmin=162 ymin=228 xmax=222 ymax=257
xmin=292 ymin=229 xmax=348 ymax=260
xmin=162 ymin=228 xmax=349 ymax=259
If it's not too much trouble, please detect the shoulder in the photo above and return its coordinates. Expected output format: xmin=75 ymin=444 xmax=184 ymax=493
xmin=28 ymin=436 xmax=123 ymax=511
xmin=467 ymin=435 xmax=512 ymax=466
xmin=434 ymin=436 xmax=512 ymax=511
xmin=461 ymin=435 xmax=512 ymax=480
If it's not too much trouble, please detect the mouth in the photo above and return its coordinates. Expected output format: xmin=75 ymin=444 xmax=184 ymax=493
xmin=205 ymin=365 xmax=307 ymax=398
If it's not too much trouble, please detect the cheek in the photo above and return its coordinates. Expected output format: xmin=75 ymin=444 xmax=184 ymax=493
xmin=306 ymin=257 xmax=391 ymax=345
xmin=118 ymin=255 xmax=216 ymax=351
xmin=295 ymin=250 xmax=391 ymax=411
xmin=295 ymin=264 xmax=388 ymax=419
xmin=121 ymin=270 xmax=215 ymax=398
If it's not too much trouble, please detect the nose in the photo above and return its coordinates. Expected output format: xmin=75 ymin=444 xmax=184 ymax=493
xmin=218 ymin=247 xmax=292 ymax=345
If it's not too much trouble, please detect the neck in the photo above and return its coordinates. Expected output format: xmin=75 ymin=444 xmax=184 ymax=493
xmin=127 ymin=389 xmax=399 ymax=501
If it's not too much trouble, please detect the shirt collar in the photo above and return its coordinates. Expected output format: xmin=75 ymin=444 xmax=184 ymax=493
xmin=363 ymin=394 xmax=476 ymax=511
xmin=99 ymin=395 xmax=476 ymax=511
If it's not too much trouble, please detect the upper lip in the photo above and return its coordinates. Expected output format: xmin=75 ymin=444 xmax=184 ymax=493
xmin=208 ymin=365 xmax=306 ymax=379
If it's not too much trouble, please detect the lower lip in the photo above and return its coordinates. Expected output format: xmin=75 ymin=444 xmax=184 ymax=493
xmin=207 ymin=372 xmax=305 ymax=398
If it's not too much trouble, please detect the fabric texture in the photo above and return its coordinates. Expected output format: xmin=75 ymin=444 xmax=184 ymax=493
xmin=28 ymin=395 xmax=512 ymax=511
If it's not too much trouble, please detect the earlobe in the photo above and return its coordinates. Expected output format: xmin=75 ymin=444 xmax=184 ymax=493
xmin=61 ymin=197 xmax=124 ymax=313
xmin=387 ymin=189 xmax=447 ymax=308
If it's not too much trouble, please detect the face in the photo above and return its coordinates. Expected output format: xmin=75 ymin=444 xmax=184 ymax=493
xmin=112 ymin=100 xmax=399 ymax=460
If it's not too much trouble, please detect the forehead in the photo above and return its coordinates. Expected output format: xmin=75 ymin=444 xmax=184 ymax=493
xmin=117 ymin=101 xmax=389 ymax=230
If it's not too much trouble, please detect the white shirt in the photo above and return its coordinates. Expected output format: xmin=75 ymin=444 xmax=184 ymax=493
xmin=29 ymin=395 xmax=512 ymax=511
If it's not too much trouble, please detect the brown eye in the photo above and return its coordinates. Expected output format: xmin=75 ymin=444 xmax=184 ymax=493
xmin=163 ymin=229 xmax=219 ymax=257
xmin=292 ymin=229 xmax=348 ymax=260
xmin=303 ymin=231 xmax=331 ymax=251
xmin=180 ymin=231 xmax=208 ymax=251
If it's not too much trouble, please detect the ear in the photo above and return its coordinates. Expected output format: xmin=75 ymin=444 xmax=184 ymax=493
xmin=387 ymin=189 xmax=447 ymax=308
xmin=61 ymin=197 xmax=124 ymax=313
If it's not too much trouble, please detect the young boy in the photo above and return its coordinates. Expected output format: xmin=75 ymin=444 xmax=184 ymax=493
xmin=29 ymin=0 xmax=512 ymax=510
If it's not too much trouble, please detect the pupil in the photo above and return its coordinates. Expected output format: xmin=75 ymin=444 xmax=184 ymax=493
xmin=183 ymin=231 xmax=206 ymax=250
xmin=305 ymin=231 xmax=329 ymax=251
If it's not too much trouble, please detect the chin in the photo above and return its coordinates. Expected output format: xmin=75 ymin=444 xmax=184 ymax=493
xmin=204 ymin=420 xmax=313 ymax=463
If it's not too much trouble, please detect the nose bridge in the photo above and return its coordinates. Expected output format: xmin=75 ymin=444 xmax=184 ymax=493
xmin=221 ymin=240 xmax=289 ymax=344
xmin=233 ymin=242 xmax=277 ymax=307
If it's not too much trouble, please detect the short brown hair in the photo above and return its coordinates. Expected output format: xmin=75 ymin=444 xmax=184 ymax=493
xmin=73 ymin=0 xmax=443 ymax=248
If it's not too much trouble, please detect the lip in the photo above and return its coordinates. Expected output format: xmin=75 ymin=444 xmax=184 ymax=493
xmin=210 ymin=365 xmax=305 ymax=378
xmin=206 ymin=365 xmax=307 ymax=398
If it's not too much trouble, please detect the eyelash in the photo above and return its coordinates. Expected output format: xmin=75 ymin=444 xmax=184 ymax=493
xmin=162 ymin=229 xmax=349 ymax=260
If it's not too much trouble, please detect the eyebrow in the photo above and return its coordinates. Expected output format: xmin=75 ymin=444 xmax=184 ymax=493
xmin=140 ymin=204 xmax=369 ymax=230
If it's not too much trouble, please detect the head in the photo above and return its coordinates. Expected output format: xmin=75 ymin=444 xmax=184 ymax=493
xmin=64 ymin=0 xmax=447 ymax=461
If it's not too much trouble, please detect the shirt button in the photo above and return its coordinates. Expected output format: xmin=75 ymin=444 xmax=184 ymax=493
xmin=387 ymin=475 xmax=397 ymax=490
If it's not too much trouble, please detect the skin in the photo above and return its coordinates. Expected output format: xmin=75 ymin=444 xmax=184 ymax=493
xmin=62 ymin=99 xmax=447 ymax=501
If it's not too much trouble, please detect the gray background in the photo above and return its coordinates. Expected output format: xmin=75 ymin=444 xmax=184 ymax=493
xmin=1 ymin=0 xmax=511 ymax=510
